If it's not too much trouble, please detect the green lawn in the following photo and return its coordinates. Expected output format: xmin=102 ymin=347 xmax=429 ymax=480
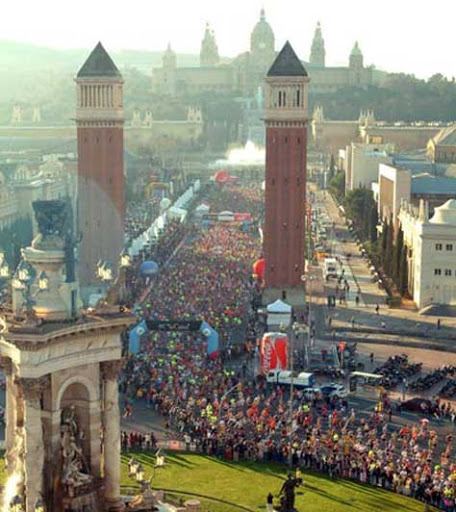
xmin=121 ymin=452 xmax=436 ymax=512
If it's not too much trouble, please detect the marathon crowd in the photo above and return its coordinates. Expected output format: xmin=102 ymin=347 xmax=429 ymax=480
xmin=121 ymin=185 xmax=456 ymax=511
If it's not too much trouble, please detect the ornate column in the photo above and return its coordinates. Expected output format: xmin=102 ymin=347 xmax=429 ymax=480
xmin=18 ymin=376 xmax=49 ymax=512
xmin=101 ymin=360 xmax=123 ymax=511
xmin=1 ymin=358 xmax=16 ymax=466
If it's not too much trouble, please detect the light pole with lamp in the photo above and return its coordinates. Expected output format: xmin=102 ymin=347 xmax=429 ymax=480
xmin=12 ymin=261 xmax=49 ymax=321
xmin=301 ymin=275 xmax=314 ymax=368
xmin=0 ymin=249 xmax=10 ymax=280
xmin=281 ymin=321 xmax=295 ymax=467
xmin=119 ymin=250 xmax=132 ymax=304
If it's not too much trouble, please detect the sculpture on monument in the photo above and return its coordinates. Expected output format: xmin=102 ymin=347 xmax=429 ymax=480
xmin=60 ymin=406 xmax=93 ymax=495
xmin=33 ymin=200 xmax=68 ymax=238
xmin=278 ymin=474 xmax=299 ymax=512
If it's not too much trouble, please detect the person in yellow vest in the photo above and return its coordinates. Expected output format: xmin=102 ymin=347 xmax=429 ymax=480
xmin=295 ymin=467 xmax=303 ymax=485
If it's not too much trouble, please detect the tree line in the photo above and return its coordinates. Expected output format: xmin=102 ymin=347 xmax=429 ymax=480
xmin=311 ymin=72 xmax=456 ymax=122
xmin=329 ymin=171 xmax=408 ymax=298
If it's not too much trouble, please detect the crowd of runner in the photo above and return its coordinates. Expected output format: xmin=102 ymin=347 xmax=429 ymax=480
xmin=121 ymin=184 xmax=456 ymax=511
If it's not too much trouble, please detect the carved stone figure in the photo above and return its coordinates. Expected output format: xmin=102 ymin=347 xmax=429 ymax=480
xmin=32 ymin=200 xmax=68 ymax=237
xmin=60 ymin=406 xmax=92 ymax=490
xmin=279 ymin=475 xmax=298 ymax=512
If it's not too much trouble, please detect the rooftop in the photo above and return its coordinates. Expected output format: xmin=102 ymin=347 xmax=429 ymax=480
xmin=267 ymin=41 xmax=307 ymax=78
xmin=77 ymin=42 xmax=122 ymax=79
xmin=411 ymin=173 xmax=456 ymax=195
xmin=430 ymin=199 xmax=456 ymax=225
xmin=432 ymin=124 xmax=456 ymax=146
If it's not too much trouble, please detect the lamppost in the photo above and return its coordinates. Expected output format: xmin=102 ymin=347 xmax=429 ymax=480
xmin=0 ymin=249 xmax=10 ymax=280
xmin=96 ymin=260 xmax=113 ymax=283
xmin=292 ymin=322 xmax=306 ymax=365
xmin=119 ymin=250 xmax=132 ymax=304
xmin=301 ymin=275 xmax=314 ymax=368
xmin=34 ymin=497 xmax=45 ymax=512
xmin=12 ymin=260 xmax=49 ymax=320
xmin=9 ymin=494 xmax=24 ymax=512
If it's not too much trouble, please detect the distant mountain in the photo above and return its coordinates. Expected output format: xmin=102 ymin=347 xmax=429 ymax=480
xmin=0 ymin=40 xmax=200 ymax=74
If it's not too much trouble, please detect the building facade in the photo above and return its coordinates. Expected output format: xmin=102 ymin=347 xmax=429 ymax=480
xmin=343 ymin=141 xmax=393 ymax=191
xmin=76 ymin=43 xmax=125 ymax=289
xmin=152 ymin=14 xmax=378 ymax=98
xmin=427 ymin=124 xmax=456 ymax=163
xmin=263 ymin=42 xmax=308 ymax=305
xmin=399 ymin=199 xmax=456 ymax=308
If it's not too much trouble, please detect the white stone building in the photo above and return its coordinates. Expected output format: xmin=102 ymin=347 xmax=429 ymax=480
xmin=399 ymin=199 xmax=456 ymax=308
xmin=344 ymin=141 xmax=394 ymax=192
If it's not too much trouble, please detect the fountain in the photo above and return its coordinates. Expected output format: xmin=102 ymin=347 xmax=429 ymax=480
xmin=213 ymin=140 xmax=265 ymax=168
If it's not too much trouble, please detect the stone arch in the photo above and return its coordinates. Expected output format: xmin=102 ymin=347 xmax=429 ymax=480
xmin=57 ymin=376 xmax=98 ymax=471
xmin=56 ymin=375 xmax=98 ymax=408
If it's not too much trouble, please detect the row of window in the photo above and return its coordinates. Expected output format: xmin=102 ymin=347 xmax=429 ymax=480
xmin=435 ymin=243 xmax=454 ymax=251
xmin=434 ymin=269 xmax=456 ymax=276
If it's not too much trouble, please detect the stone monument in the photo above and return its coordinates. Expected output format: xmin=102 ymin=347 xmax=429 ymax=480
xmin=0 ymin=199 xmax=135 ymax=512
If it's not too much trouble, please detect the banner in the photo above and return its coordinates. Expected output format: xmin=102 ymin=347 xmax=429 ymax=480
xmin=145 ymin=320 xmax=201 ymax=331
xmin=128 ymin=320 xmax=148 ymax=355
xmin=129 ymin=318 xmax=218 ymax=358
xmin=200 ymin=321 xmax=220 ymax=359
xmin=260 ymin=333 xmax=288 ymax=375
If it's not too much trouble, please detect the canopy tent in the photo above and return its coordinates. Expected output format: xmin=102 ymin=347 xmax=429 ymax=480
xmin=167 ymin=206 xmax=187 ymax=223
xmin=267 ymin=299 xmax=292 ymax=313
xmin=266 ymin=299 xmax=292 ymax=329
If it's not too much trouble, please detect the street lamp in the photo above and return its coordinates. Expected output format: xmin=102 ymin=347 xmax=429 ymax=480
xmin=96 ymin=261 xmax=113 ymax=282
xmin=136 ymin=464 xmax=145 ymax=483
xmin=120 ymin=251 xmax=132 ymax=269
xmin=301 ymin=275 xmax=315 ymax=367
xmin=128 ymin=458 xmax=139 ymax=477
xmin=34 ymin=497 xmax=45 ymax=512
xmin=0 ymin=249 xmax=9 ymax=279
xmin=9 ymin=494 xmax=24 ymax=512
xmin=12 ymin=260 xmax=47 ymax=319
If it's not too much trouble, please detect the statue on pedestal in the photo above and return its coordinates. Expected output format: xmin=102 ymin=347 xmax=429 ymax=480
xmin=278 ymin=474 xmax=299 ymax=512
xmin=60 ymin=406 xmax=92 ymax=492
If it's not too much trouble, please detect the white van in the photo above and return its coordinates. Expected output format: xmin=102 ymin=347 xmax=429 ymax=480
xmin=266 ymin=370 xmax=315 ymax=388
xmin=324 ymin=258 xmax=338 ymax=279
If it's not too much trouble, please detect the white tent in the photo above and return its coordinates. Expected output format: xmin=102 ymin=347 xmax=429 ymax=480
xmin=266 ymin=299 xmax=292 ymax=328
xmin=167 ymin=206 xmax=187 ymax=223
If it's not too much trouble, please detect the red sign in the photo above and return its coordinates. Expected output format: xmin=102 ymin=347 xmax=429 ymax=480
xmin=233 ymin=213 xmax=252 ymax=222
xmin=260 ymin=333 xmax=288 ymax=375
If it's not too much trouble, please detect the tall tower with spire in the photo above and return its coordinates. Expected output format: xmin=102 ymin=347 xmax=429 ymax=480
xmin=310 ymin=22 xmax=325 ymax=67
xmin=250 ymin=8 xmax=275 ymax=66
xmin=349 ymin=41 xmax=364 ymax=69
xmin=162 ymin=42 xmax=177 ymax=94
xmin=75 ymin=42 xmax=124 ymax=291
xmin=263 ymin=42 xmax=309 ymax=305
xmin=200 ymin=22 xmax=219 ymax=67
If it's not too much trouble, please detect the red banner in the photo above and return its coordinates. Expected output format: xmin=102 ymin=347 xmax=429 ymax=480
xmin=233 ymin=213 xmax=252 ymax=221
xmin=260 ymin=333 xmax=288 ymax=375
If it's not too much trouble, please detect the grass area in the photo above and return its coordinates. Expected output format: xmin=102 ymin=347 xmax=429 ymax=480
xmin=121 ymin=452 xmax=436 ymax=512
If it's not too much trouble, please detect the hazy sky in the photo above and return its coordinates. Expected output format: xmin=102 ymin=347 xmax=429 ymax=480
xmin=3 ymin=0 xmax=454 ymax=79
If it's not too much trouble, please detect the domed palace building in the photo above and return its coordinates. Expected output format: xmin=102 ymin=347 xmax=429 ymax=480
xmin=151 ymin=10 xmax=383 ymax=97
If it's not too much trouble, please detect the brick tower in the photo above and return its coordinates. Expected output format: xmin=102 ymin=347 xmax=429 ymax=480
xmin=263 ymin=42 xmax=309 ymax=305
xmin=76 ymin=42 xmax=124 ymax=291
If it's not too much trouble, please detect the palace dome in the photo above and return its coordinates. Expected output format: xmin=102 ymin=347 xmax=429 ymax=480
xmin=430 ymin=199 xmax=456 ymax=225
xmin=251 ymin=8 xmax=275 ymax=54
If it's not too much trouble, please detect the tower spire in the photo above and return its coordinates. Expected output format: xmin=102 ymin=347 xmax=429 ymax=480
xmin=310 ymin=21 xmax=326 ymax=67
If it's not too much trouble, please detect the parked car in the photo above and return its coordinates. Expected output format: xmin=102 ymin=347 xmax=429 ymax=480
xmin=401 ymin=397 xmax=436 ymax=414
xmin=320 ymin=383 xmax=348 ymax=399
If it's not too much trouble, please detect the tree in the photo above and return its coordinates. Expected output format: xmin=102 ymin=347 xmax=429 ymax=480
xmin=368 ymin=203 xmax=379 ymax=243
xmin=329 ymin=171 xmax=345 ymax=201
xmin=392 ymin=225 xmax=404 ymax=284
xmin=399 ymin=244 xmax=408 ymax=297
xmin=344 ymin=188 xmax=376 ymax=240
xmin=381 ymin=215 xmax=394 ymax=278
